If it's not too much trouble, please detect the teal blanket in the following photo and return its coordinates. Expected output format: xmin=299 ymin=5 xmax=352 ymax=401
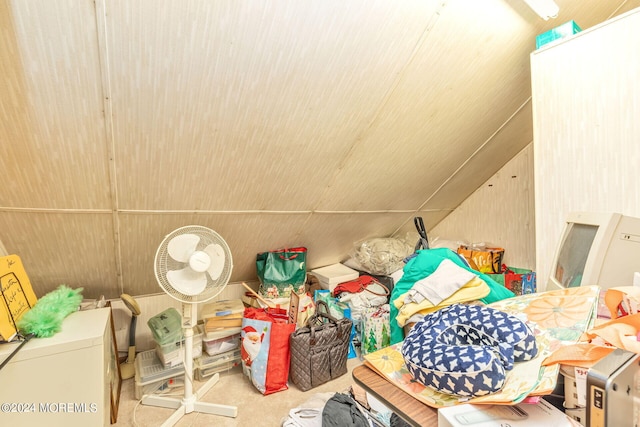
xmin=389 ymin=248 xmax=514 ymax=344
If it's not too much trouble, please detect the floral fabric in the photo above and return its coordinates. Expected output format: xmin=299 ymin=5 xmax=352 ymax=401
xmin=401 ymin=304 xmax=537 ymax=397
xmin=364 ymin=286 xmax=599 ymax=408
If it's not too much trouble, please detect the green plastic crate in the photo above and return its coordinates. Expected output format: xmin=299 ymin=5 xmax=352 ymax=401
xmin=147 ymin=307 xmax=183 ymax=345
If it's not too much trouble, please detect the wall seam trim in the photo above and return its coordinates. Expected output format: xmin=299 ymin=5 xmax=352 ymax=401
xmin=94 ymin=0 xmax=124 ymax=295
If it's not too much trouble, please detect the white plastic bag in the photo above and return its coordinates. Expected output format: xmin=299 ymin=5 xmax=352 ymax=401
xmin=349 ymin=237 xmax=413 ymax=275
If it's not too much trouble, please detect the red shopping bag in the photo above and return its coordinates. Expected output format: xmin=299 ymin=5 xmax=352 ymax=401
xmin=504 ymin=271 xmax=537 ymax=295
xmin=241 ymin=307 xmax=296 ymax=395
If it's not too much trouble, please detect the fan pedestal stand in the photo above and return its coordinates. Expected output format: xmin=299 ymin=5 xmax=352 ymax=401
xmin=147 ymin=225 xmax=239 ymax=426
xmin=141 ymin=313 xmax=237 ymax=426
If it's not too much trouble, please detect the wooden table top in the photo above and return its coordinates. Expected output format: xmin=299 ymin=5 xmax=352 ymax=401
xmin=352 ymin=364 xmax=438 ymax=426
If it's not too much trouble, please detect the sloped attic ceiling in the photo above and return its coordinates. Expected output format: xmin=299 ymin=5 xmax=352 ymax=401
xmin=0 ymin=0 xmax=638 ymax=299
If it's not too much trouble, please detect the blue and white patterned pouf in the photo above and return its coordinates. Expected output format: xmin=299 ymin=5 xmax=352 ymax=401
xmin=401 ymin=303 xmax=537 ymax=397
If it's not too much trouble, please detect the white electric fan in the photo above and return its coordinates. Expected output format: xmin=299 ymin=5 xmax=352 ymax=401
xmin=141 ymin=225 xmax=237 ymax=425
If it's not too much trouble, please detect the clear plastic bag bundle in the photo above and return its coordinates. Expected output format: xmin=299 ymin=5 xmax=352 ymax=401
xmin=350 ymin=237 xmax=414 ymax=276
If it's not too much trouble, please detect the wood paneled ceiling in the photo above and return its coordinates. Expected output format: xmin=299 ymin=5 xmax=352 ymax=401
xmin=1 ymin=0 xmax=638 ymax=298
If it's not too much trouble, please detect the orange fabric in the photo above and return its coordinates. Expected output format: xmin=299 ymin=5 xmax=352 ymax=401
xmin=542 ymin=343 xmax=616 ymax=368
xmin=604 ymin=289 xmax=625 ymax=319
xmin=545 ymin=309 xmax=640 ymax=368
xmin=590 ymin=312 xmax=640 ymax=331
xmin=585 ymin=312 xmax=640 ymax=353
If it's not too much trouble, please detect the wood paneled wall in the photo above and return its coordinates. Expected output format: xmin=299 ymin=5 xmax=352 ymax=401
xmin=423 ymin=144 xmax=536 ymax=270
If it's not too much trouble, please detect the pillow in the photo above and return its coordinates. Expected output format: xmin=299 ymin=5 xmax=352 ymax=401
xmin=401 ymin=303 xmax=537 ymax=397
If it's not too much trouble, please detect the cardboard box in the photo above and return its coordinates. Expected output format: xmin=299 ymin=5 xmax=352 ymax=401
xmin=310 ymin=263 xmax=359 ymax=292
xmin=536 ymin=20 xmax=581 ymax=49
xmin=438 ymin=399 xmax=579 ymax=427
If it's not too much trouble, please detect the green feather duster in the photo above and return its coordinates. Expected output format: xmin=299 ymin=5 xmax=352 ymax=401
xmin=0 ymin=285 xmax=84 ymax=371
xmin=16 ymin=285 xmax=84 ymax=338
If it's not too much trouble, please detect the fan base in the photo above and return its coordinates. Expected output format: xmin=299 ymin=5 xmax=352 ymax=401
xmin=141 ymin=373 xmax=237 ymax=425
xmin=119 ymin=360 xmax=135 ymax=380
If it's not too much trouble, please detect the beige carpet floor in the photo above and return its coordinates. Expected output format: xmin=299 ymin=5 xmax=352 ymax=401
xmin=113 ymin=358 xmax=363 ymax=427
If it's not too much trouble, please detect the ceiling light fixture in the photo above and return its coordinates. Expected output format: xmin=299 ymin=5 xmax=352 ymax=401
xmin=523 ymin=0 xmax=559 ymax=20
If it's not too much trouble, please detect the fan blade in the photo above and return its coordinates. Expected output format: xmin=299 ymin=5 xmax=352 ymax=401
xmin=204 ymin=243 xmax=226 ymax=281
xmin=167 ymin=233 xmax=200 ymax=262
xmin=166 ymin=267 xmax=207 ymax=296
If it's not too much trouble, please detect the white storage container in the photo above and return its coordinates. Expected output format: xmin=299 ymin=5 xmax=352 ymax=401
xmin=155 ymin=326 xmax=202 ymax=367
xmin=194 ymin=348 xmax=242 ymax=381
xmin=203 ymin=332 xmax=240 ymax=356
xmin=135 ymin=374 xmax=184 ymax=400
xmin=311 ymin=263 xmax=359 ymax=292
xmin=561 ymin=364 xmax=587 ymax=425
xmin=134 ymin=349 xmax=188 ymax=399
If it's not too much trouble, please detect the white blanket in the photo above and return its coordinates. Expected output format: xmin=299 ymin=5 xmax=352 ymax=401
xmin=404 ymin=258 xmax=477 ymax=306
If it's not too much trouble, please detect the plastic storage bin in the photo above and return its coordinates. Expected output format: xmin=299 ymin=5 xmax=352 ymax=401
xmin=194 ymin=348 xmax=242 ymax=381
xmin=202 ymin=332 xmax=240 ymax=356
xmin=155 ymin=326 xmax=203 ymax=367
xmin=135 ymin=349 xmax=188 ymax=399
xmin=147 ymin=307 xmax=184 ymax=345
xmin=135 ymin=374 xmax=184 ymax=400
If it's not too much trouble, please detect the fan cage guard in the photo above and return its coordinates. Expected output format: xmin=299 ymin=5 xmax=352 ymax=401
xmin=155 ymin=225 xmax=233 ymax=303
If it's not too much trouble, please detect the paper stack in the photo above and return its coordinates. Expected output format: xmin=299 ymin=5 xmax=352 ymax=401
xmin=201 ymin=299 xmax=245 ymax=340
xmin=0 ymin=255 xmax=38 ymax=342
xmin=438 ymin=400 xmax=580 ymax=427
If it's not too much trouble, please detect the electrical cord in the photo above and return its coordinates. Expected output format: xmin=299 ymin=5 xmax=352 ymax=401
xmin=0 ymin=333 xmax=35 ymax=371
